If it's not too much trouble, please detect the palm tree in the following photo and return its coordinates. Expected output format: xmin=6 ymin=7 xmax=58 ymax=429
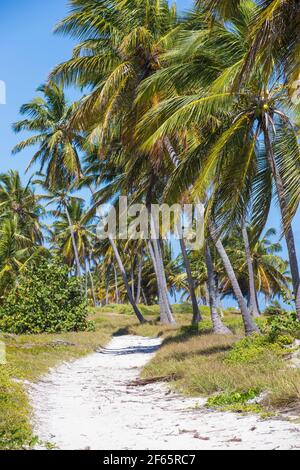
xmin=0 ymin=170 xmax=44 ymax=244
xmin=221 ymin=227 xmax=291 ymax=305
xmin=136 ymin=2 xmax=299 ymax=323
xmin=242 ymin=220 xmax=260 ymax=317
xmin=12 ymin=83 xmax=83 ymax=188
xmin=50 ymin=199 xmax=98 ymax=303
xmin=51 ymin=0 xmax=179 ymax=324
xmin=0 ymin=217 xmax=46 ymax=299
xmin=38 ymin=181 xmax=83 ymax=278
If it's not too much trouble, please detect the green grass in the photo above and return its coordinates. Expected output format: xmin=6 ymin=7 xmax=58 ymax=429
xmin=1 ymin=304 xmax=300 ymax=449
xmin=135 ymin=309 xmax=300 ymax=414
xmin=0 ymin=310 xmax=137 ymax=449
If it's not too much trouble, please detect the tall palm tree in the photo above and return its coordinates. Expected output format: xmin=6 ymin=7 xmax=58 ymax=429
xmin=0 ymin=217 xmax=46 ymax=299
xmin=51 ymin=0 xmax=179 ymax=324
xmin=12 ymin=83 xmax=83 ymax=188
xmin=136 ymin=1 xmax=299 ymax=323
xmin=51 ymin=199 xmax=98 ymax=304
xmin=221 ymin=227 xmax=291 ymax=304
xmin=38 ymin=181 xmax=83 ymax=278
xmin=0 ymin=170 xmax=44 ymax=244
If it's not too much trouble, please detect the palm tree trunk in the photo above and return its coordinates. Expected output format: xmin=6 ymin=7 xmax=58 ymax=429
xmin=64 ymin=204 xmax=81 ymax=278
xmin=179 ymin=237 xmax=202 ymax=325
xmin=205 ymin=243 xmax=232 ymax=334
xmin=87 ymin=254 xmax=97 ymax=307
xmin=113 ymin=263 xmax=120 ymax=304
xmin=108 ymin=234 xmax=146 ymax=324
xmin=262 ymin=121 xmax=300 ymax=320
xmin=84 ymin=257 xmax=88 ymax=299
xmin=164 ymin=137 xmax=181 ymax=167
xmin=136 ymin=249 xmax=143 ymax=304
xmin=131 ymin=260 xmax=135 ymax=299
xmin=209 ymin=223 xmax=260 ymax=335
xmin=205 ymin=284 xmax=210 ymax=306
xmin=105 ymin=264 xmax=111 ymax=305
xmin=142 ymin=288 xmax=148 ymax=305
xmin=242 ymin=221 xmax=260 ymax=317
xmin=147 ymin=238 xmax=175 ymax=324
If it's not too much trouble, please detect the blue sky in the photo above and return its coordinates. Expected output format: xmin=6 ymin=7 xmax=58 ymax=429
xmin=0 ymin=0 xmax=299 ymax=271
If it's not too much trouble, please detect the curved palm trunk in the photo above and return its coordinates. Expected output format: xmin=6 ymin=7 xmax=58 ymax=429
xmin=164 ymin=138 xmax=200 ymax=324
xmin=105 ymin=264 xmax=111 ymax=305
xmin=242 ymin=221 xmax=260 ymax=317
xmin=164 ymin=138 xmax=256 ymax=333
xmin=113 ymin=263 xmax=120 ymax=304
xmin=108 ymin=234 xmax=146 ymax=324
xmin=179 ymin=237 xmax=202 ymax=325
xmin=262 ymin=122 xmax=300 ymax=320
xmin=147 ymin=238 xmax=175 ymax=324
xmin=64 ymin=204 xmax=81 ymax=278
xmin=209 ymin=224 xmax=259 ymax=335
xmin=87 ymin=184 xmax=143 ymax=318
xmin=87 ymin=254 xmax=97 ymax=307
xmin=131 ymin=260 xmax=135 ymax=299
xmin=136 ymin=250 xmax=143 ymax=304
xmin=205 ymin=243 xmax=232 ymax=334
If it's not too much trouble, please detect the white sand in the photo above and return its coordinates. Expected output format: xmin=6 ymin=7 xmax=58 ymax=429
xmin=29 ymin=335 xmax=300 ymax=450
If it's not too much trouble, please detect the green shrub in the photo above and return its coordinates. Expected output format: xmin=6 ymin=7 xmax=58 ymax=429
xmin=225 ymin=334 xmax=286 ymax=364
xmin=0 ymin=258 xmax=88 ymax=334
xmin=263 ymin=301 xmax=287 ymax=317
xmin=266 ymin=311 xmax=300 ymax=342
xmin=206 ymin=389 xmax=261 ymax=412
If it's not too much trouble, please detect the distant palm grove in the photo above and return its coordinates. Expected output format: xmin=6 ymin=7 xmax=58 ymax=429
xmin=1 ymin=0 xmax=300 ymax=336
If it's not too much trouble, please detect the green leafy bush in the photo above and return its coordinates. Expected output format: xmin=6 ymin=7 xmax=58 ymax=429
xmin=266 ymin=311 xmax=300 ymax=342
xmin=0 ymin=258 xmax=88 ymax=334
xmin=206 ymin=389 xmax=263 ymax=412
xmin=225 ymin=334 xmax=286 ymax=364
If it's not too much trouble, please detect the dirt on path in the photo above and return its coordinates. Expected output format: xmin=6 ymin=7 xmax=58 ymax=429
xmin=29 ymin=335 xmax=300 ymax=450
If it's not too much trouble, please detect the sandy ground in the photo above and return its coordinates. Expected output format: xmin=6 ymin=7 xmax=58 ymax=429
xmin=29 ymin=335 xmax=300 ymax=450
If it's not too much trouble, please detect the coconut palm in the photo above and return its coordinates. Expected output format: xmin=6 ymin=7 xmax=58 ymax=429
xmin=51 ymin=0 xmax=179 ymax=324
xmin=0 ymin=217 xmax=46 ymax=299
xmin=12 ymin=83 xmax=83 ymax=188
xmin=221 ymin=227 xmax=292 ymax=305
xmin=136 ymin=1 xmax=299 ymax=324
xmin=0 ymin=170 xmax=44 ymax=244
xmin=37 ymin=180 xmax=84 ymax=278
xmin=50 ymin=199 xmax=98 ymax=304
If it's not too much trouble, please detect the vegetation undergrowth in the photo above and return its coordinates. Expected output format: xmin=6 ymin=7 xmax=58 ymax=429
xmin=1 ymin=304 xmax=300 ymax=449
xmin=0 ymin=310 xmax=137 ymax=449
xmin=137 ymin=309 xmax=300 ymax=415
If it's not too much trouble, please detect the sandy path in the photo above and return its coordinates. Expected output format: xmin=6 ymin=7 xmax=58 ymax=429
xmin=29 ymin=335 xmax=300 ymax=450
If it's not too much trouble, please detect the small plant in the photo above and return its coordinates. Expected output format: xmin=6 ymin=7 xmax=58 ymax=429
xmin=264 ymin=301 xmax=287 ymax=317
xmin=225 ymin=334 xmax=287 ymax=364
xmin=267 ymin=311 xmax=300 ymax=342
xmin=0 ymin=258 xmax=89 ymax=334
xmin=206 ymin=389 xmax=262 ymax=413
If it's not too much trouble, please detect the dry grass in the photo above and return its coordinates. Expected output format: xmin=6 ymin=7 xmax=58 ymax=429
xmin=0 ymin=311 xmax=138 ymax=449
xmin=1 ymin=304 xmax=300 ymax=449
xmin=135 ymin=312 xmax=300 ymax=413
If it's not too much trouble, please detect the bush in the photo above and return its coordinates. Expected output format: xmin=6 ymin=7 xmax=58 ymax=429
xmin=0 ymin=258 xmax=88 ymax=334
xmin=225 ymin=334 xmax=286 ymax=364
xmin=263 ymin=301 xmax=287 ymax=317
xmin=266 ymin=311 xmax=300 ymax=342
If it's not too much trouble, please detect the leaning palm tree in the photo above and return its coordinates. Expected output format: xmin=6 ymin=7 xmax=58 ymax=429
xmin=51 ymin=0 xmax=178 ymax=325
xmin=136 ymin=1 xmax=299 ymax=324
xmin=37 ymin=180 xmax=83 ymax=278
xmin=221 ymin=227 xmax=292 ymax=305
xmin=12 ymin=82 xmax=83 ymax=188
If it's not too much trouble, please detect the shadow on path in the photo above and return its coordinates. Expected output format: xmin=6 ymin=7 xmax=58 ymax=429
xmin=97 ymin=344 xmax=160 ymax=356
